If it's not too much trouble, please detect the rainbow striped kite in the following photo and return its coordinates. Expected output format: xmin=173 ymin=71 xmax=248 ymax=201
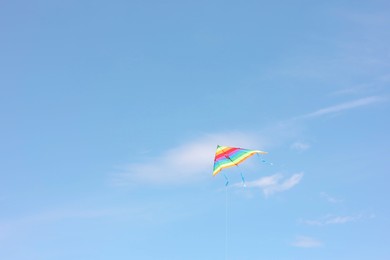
xmin=213 ymin=145 xmax=267 ymax=185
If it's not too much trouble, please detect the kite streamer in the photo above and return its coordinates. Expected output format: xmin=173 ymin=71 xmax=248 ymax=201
xmin=223 ymin=173 xmax=229 ymax=186
xmin=240 ymin=172 xmax=246 ymax=187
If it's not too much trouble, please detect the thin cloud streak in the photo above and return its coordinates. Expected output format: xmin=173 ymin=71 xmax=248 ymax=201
xmin=291 ymin=141 xmax=310 ymax=152
xmin=300 ymin=213 xmax=375 ymax=226
xmin=243 ymin=173 xmax=304 ymax=196
xmin=320 ymin=192 xmax=343 ymax=203
xmin=0 ymin=207 xmax=129 ymax=240
xmin=292 ymin=236 xmax=323 ymax=248
xmin=297 ymin=96 xmax=386 ymax=119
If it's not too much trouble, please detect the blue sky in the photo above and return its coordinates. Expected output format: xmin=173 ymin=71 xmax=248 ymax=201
xmin=1 ymin=0 xmax=390 ymax=259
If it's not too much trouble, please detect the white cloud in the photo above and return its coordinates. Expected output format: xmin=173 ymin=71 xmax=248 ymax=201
xmin=320 ymin=192 xmax=343 ymax=203
xmin=340 ymin=10 xmax=390 ymax=26
xmin=292 ymin=236 xmax=323 ymax=248
xmin=1 ymin=208 xmax=122 ymax=227
xmin=243 ymin=173 xmax=303 ymax=196
xmin=326 ymin=216 xmax=356 ymax=224
xmin=331 ymin=85 xmax=370 ymax=96
xmin=291 ymin=141 xmax=310 ymax=152
xmin=0 ymin=207 xmax=127 ymax=240
xmin=113 ymin=96 xmax=384 ymax=187
xmin=298 ymin=96 xmax=386 ymax=119
xmin=0 ymin=205 xmax=173 ymax=240
xmin=114 ymin=132 xmax=268 ymax=185
xmin=301 ymin=213 xmax=374 ymax=226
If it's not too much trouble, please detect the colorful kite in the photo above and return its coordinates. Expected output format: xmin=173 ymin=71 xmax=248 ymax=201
xmin=213 ymin=145 xmax=267 ymax=186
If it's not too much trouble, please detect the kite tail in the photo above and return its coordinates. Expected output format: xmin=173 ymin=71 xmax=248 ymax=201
xmin=240 ymin=172 xmax=246 ymax=187
xmin=262 ymin=159 xmax=274 ymax=166
xmin=223 ymin=173 xmax=229 ymax=186
xmin=257 ymin=153 xmax=273 ymax=166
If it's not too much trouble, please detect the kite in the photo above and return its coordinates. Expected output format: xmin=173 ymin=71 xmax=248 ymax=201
xmin=213 ymin=145 xmax=267 ymax=186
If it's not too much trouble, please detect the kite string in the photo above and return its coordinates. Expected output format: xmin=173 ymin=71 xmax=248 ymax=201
xmin=225 ymin=186 xmax=228 ymax=260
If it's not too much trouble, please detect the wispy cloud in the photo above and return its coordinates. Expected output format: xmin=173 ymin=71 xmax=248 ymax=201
xmin=0 ymin=207 xmax=129 ymax=240
xmin=113 ymin=132 xmax=268 ymax=185
xmin=291 ymin=141 xmax=310 ymax=152
xmin=297 ymin=96 xmax=386 ymax=119
xmin=331 ymin=84 xmax=373 ymax=96
xmin=0 ymin=204 xmax=181 ymax=240
xmin=332 ymin=73 xmax=390 ymax=97
xmin=116 ymin=94 xmax=380 ymax=187
xmin=0 ymin=208 xmax=124 ymax=228
xmin=320 ymin=192 xmax=343 ymax=203
xmin=292 ymin=236 xmax=323 ymax=248
xmin=300 ymin=213 xmax=375 ymax=226
xmin=340 ymin=10 xmax=390 ymax=27
xmin=113 ymin=95 xmax=385 ymax=187
xmin=243 ymin=173 xmax=304 ymax=196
